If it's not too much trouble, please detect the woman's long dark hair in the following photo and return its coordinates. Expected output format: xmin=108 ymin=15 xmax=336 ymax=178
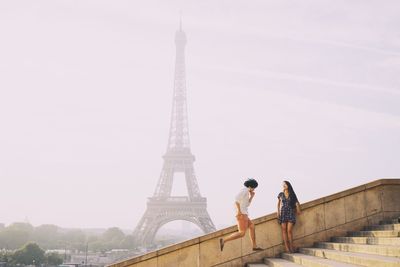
xmin=284 ymin=180 xmax=299 ymax=209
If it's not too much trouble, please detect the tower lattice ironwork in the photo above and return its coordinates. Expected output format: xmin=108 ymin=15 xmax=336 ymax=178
xmin=133 ymin=24 xmax=216 ymax=247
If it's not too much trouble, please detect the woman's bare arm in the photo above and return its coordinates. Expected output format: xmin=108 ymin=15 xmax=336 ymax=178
xmin=277 ymin=198 xmax=281 ymax=217
xmin=296 ymin=202 xmax=301 ymax=215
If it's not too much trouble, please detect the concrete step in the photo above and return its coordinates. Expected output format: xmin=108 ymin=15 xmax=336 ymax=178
xmin=300 ymin=247 xmax=400 ymax=267
xmin=380 ymin=218 xmax=400 ymax=225
xmin=364 ymin=224 xmax=400 ymax=231
xmin=316 ymin=242 xmax=400 ymax=257
xmin=348 ymin=230 xmax=399 ymax=237
xmin=263 ymin=258 xmax=303 ymax=266
xmin=332 ymin=236 xmax=400 ymax=246
xmin=281 ymin=253 xmax=361 ymax=267
xmin=247 ymin=264 xmax=268 ymax=267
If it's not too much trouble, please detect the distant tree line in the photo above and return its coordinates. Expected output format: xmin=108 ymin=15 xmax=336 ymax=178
xmin=0 ymin=223 xmax=135 ymax=252
xmin=0 ymin=242 xmax=63 ymax=266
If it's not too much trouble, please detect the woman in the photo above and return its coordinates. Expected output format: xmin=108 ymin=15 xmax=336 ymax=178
xmin=277 ymin=180 xmax=301 ymax=253
xmin=219 ymin=178 xmax=263 ymax=252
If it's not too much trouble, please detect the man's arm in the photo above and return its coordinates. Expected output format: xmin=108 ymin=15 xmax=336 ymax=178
xmin=235 ymin=201 xmax=242 ymax=216
xmin=249 ymin=191 xmax=255 ymax=204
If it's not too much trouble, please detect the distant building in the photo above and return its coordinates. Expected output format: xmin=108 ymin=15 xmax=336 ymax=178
xmin=58 ymin=264 xmax=82 ymax=267
xmin=47 ymin=249 xmax=71 ymax=254
xmin=70 ymin=251 xmax=127 ymax=267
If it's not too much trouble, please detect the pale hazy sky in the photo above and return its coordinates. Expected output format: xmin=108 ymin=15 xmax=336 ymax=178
xmin=0 ymin=0 xmax=399 ymax=231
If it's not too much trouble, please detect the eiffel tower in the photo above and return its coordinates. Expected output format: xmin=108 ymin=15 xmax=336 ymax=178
xmin=133 ymin=23 xmax=216 ymax=247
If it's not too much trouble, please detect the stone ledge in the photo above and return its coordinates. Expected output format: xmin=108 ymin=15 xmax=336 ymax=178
xmin=112 ymin=251 xmax=157 ymax=266
xmin=108 ymin=178 xmax=400 ymax=267
xmin=157 ymin=237 xmax=200 ymax=256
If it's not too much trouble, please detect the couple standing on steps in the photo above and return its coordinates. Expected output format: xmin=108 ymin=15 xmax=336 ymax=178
xmin=219 ymin=179 xmax=301 ymax=253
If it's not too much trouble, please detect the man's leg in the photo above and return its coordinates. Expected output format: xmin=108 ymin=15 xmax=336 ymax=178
xmin=220 ymin=214 xmax=248 ymax=251
xmin=249 ymin=219 xmax=262 ymax=250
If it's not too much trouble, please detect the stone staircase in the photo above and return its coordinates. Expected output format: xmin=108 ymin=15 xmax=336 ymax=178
xmin=248 ymin=217 xmax=400 ymax=267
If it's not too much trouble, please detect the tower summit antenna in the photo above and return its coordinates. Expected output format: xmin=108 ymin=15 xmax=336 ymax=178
xmin=179 ymin=11 xmax=182 ymax=31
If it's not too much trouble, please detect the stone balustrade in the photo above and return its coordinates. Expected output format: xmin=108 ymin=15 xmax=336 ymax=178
xmin=108 ymin=179 xmax=400 ymax=267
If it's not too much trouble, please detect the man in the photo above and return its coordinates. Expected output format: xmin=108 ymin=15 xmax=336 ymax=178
xmin=220 ymin=178 xmax=263 ymax=252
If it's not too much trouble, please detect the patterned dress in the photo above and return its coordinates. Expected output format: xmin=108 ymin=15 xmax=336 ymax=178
xmin=278 ymin=192 xmax=296 ymax=224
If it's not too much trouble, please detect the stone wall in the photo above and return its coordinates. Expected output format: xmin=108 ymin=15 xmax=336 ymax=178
xmin=108 ymin=179 xmax=400 ymax=267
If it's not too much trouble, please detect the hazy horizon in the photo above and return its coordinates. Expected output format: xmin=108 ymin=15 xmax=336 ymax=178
xmin=1 ymin=0 xmax=399 ymax=231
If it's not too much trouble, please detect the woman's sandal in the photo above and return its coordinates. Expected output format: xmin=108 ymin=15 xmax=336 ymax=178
xmin=252 ymin=247 xmax=263 ymax=251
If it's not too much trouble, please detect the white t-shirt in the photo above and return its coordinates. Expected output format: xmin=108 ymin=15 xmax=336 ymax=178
xmin=235 ymin=188 xmax=250 ymax=215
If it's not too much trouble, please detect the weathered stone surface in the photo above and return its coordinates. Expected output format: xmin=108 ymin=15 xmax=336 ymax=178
xmin=253 ymin=219 xmax=282 ymax=250
xmin=294 ymin=204 xmax=325 ymax=239
xmin=156 ymin=251 xmax=179 ymax=267
xmin=111 ymin=251 xmax=157 ymax=267
xmin=383 ymin=211 xmax=400 ymax=221
xmin=316 ymin=242 xmax=400 ymax=257
xmin=325 ymin=217 xmax=367 ymax=239
xmin=213 ymin=258 xmax=242 ymax=267
xmin=240 ymin=247 xmax=274 ymax=265
xmin=332 ymin=236 xmax=400 ymax=246
xmin=344 ymin=191 xmax=366 ymax=222
xmin=273 ymin=244 xmax=285 ymax=257
xmin=132 ymin=258 xmax=157 ymax=267
xmin=304 ymin=204 xmax=325 ymax=236
xmin=157 ymin=238 xmax=199 ymax=256
xmin=324 ymin=198 xmax=345 ymax=229
xmin=382 ymin=185 xmax=400 ymax=212
xmin=365 ymin=186 xmax=383 ymax=216
xmin=199 ymin=232 xmax=241 ymax=267
xmin=158 ymin=244 xmax=199 ymax=267
xmin=282 ymin=252 xmax=356 ymax=267
xmin=324 ymin=184 xmax=365 ymax=203
xmin=300 ymin=247 xmax=400 ymax=266
xmin=199 ymin=226 xmax=236 ymax=242
xmin=294 ymin=231 xmax=327 ymax=249
xmin=106 ymin=179 xmax=400 ymax=267
xmin=367 ymin=212 xmax=384 ymax=226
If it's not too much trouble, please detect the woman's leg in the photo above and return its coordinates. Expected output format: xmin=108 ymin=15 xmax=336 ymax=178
xmin=281 ymin=222 xmax=290 ymax=252
xmin=248 ymin=219 xmax=256 ymax=248
xmin=223 ymin=214 xmax=249 ymax=243
xmin=248 ymin=218 xmax=263 ymax=250
xmin=287 ymin=222 xmax=295 ymax=252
